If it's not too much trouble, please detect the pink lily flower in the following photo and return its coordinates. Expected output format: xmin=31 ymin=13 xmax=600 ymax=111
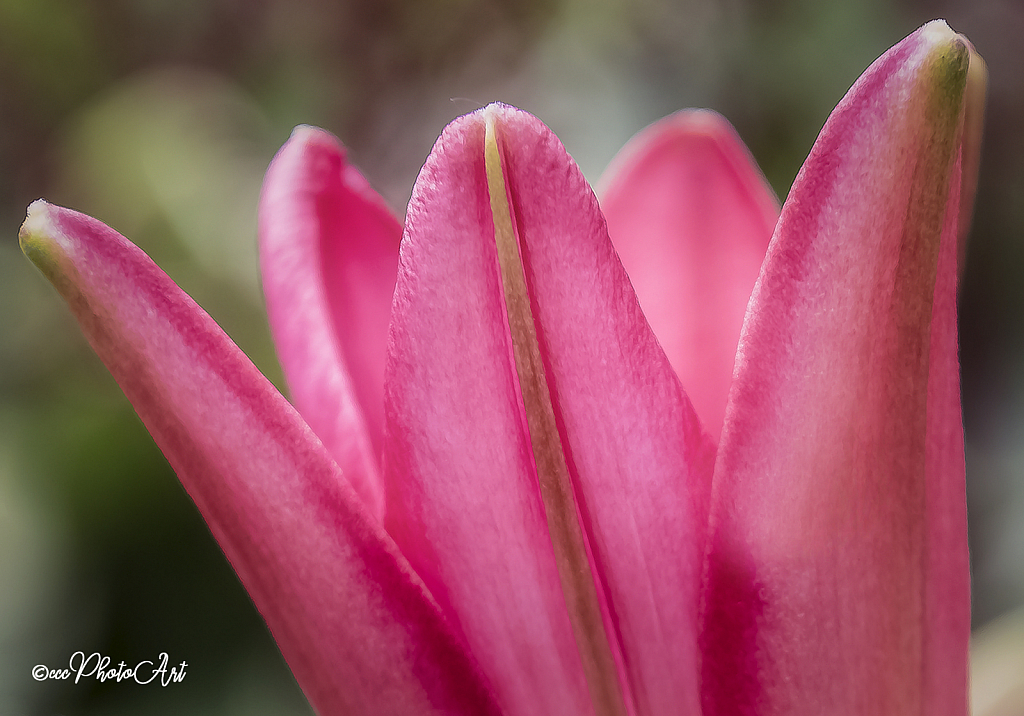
xmin=19 ymin=20 xmax=984 ymax=716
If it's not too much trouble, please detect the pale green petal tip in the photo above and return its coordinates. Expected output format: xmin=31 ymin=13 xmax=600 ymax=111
xmin=920 ymin=20 xmax=970 ymax=98
xmin=289 ymin=124 xmax=321 ymax=143
xmin=905 ymin=21 xmax=971 ymax=148
xmin=19 ymin=200 xmax=65 ymax=282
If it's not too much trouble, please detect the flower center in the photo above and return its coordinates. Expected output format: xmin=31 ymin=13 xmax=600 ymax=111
xmin=483 ymin=108 xmax=631 ymax=716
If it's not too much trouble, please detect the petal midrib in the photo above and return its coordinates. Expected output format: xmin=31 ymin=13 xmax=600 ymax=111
xmin=483 ymin=108 xmax=632 ymax=716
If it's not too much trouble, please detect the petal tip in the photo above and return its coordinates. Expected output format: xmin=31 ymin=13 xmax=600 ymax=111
xmin=917 ymin=20 xmax=970 ymax=77
xmin=920 ymin=18 xmax=956 ymax=39
xmin=20 ymin=200 xmax=64 ymax=275
xmin=289 ymin=123 xmax=318 ymax=139
xmin=917 ymin=19 xmax=971 ymax=55
xmin=669 ymin=108 xmax=731 ymax=136
xmin=21 ymin=198 xmax=55 ymax=239
xmin=277 ymin=125 xmax=347 ymax=168
xmin=481 ymin=100 xmax=514 ymax=114
xmin=479 ymin=101 xmax=539 ymax=127
xmin=478 ymin=102 xmax=525 ymax=134
xmin=925 ymin=41 xmax=970 ymax=113
xmin=288 ymin=123 xmax=338 ymax=147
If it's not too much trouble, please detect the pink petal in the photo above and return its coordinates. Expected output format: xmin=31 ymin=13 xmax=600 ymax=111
xmin=259 ymin=126 xmax=402 ymax=518
xmin=20 ymin=201 xmax=500 ymax=716
xmin=598 ymin=110 xmax=779 ymax=440
xmin=383 ymin=105 xmax=715 ymax=716
xmin=699 ymin=21 xmax=974 ymax=716
xmin=924 ymin=144 xmax=970 ymax=716
xmin=923 ymin=42 xmax=984 ymax=716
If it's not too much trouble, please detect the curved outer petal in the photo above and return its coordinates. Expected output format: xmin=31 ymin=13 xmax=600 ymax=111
xmin=383 ymin=105 xmax=715 ymax=716
xmin=598 ymin=110 xmax=779 ymax=440
xmin=260 ymin=126 xmax=402 ymax=519
xmin=20 ymin=201 xmax=501 ymax=716
xmin=924 ymin=143 xmax=969 ymax=716
xmin=699 ymin=22 xmax=973 ymax=716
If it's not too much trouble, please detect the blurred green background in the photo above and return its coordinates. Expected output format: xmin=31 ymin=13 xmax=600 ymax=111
xmin=1 ymin=0 xmax=1021 ymax=714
